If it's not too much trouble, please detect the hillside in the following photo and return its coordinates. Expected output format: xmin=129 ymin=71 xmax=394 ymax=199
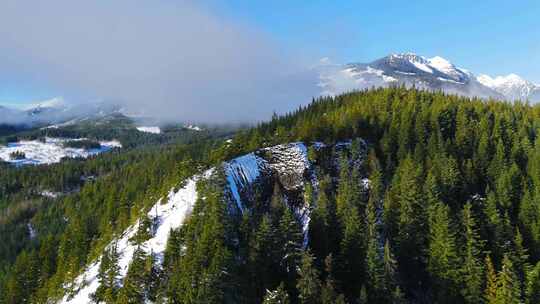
xmin=2 ymin=87 xmax=540 ymax=303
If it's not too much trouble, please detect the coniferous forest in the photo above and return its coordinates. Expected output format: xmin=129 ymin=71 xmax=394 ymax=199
xmin=2 ymin=87 xmax=540 ymax=303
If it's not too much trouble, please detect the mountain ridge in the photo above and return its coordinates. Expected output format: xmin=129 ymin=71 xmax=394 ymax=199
xmin=319 ymin=52 xmax=540 ymax=102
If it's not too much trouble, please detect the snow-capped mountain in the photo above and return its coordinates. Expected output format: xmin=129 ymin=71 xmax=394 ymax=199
xmin=0 ymin=98 xmax=122 ymax=127
xmin=319 ymin=53 xmax=539 ymax=102
xmin=477 ymin=73 xmax=540 ymax=102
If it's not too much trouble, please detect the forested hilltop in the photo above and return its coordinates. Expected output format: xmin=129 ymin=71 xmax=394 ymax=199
xmin=2 ymin=87 xmax=540 ymax=303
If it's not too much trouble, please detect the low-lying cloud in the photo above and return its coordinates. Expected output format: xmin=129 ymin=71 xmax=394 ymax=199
xmin=0 ymin=0 xmax=320 ymax=123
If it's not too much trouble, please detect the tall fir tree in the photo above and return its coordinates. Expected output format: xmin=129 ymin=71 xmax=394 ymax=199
xmin=459 ymin=202 xmax=485 ymax=304
xmin=297 ymin=251 xmax=322 ymax=304
xmin=92 ymin=242 xmax=121 ymax=303
xmin=495 ymin=254 xmax=522 ymax=304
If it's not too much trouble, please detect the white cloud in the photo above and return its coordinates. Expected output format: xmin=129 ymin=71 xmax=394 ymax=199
xmin=0 ymin=0 xmax=319 ymax=123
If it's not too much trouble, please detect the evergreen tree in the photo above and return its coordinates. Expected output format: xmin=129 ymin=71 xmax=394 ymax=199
xmin=364 ymin=169 xmax=385 ymax=302
xmin=392 ymin=155 xmax=426 ymax=286
xmin=278 ymin=207 xmax=303 ymax=283
xmin=495 ymin=254 xmax=522 ymax=304
xmin=525 ymin=261 xmax=540 ymax=304
xmin=427 ymin=202 xmax=459 ymax=302
xmin=118 ymin=246 xmax=148 ymax=303
xmin=459 ymin=202 xmax=485 ymax=304
xmin=484 ymin=255 xmax=498 ymax=304
xmin=320 ymin=254 xmax=346 ymax=304
xmin=250 ymin=214 xmax=279 ymax=299
xmin=92 ymin=243 xmax=121 ymax=303
xmin=297 ymin=251 xmax=322 ymax=304
xmin=338 ymin=205 xmax=364 ymax=298
xmin=263 ymin=282 xmax=291 ymax=304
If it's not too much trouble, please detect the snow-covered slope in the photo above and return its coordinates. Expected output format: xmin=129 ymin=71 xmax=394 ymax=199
xmin=0 ymin=99 xmax=122 ymax=127
xmin=136 ymin=126 xmax=161 ymax=134
xmin=477 ymin=73 xmax=540 ymax=102
xmin=0 ymin=137 xmax=121 ymax=165
xmin=318 ymin=53 xmax=519 ymax=101
xmin=60 ymin=169 xmax=213 ymax=304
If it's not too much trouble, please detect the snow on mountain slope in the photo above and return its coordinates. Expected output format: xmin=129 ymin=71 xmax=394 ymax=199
xmin=60 ymin=169 xmax=213 ymax=304
xmin=136 ymin=126 xmax=161 ymax=134
xmin=0 ymin=99 xmax=122 ymax=126
xmin=60 ymin=141 xmax=316 ymax=302
xmin=0 ymin=137 xmax=121 ymax=165
xmin=318 ymin=53 xmax=505 ymax=100
xmin=477 ymin=73 xmax=540 ymax=102
xmin=59 ymin=141 xmax=367 ymax=303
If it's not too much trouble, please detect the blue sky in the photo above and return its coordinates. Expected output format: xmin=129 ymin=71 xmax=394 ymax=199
xmin=207 ymin=0 xmax=540 ymax=81
xmin=1 ymin=0 xmax=539 ymax=108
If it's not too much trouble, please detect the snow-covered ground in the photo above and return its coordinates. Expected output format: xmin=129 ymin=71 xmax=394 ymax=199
xmin=60 ymin=169 xmax=213 ymax=304
xmin=184 ymin=124 xmax=202 ymax=131
xmin=136 ymin=126 xmax=161 ymax=134
xmin=0 ymin=137 xmax=121 ymax=165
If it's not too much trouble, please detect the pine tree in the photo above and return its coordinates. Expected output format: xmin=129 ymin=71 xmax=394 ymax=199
xmin=427 ymin=202 xmax=458 ymax=302
xmin=484 ymin=255 xmax=498 ymax=304
xmin=320 ymin=254 xmax=346 ymax=304
xmin=336 ymin=153 xmax=352 ymax=220
xmin=144 ymin=250 xmax=160 ymax=302
xmin=278 ymin=207 xmax=303 ymax=280
xmin=525 ymin=261 xmax=540 ymax=304
xmin=338 ymin=205 xmax=364 ymax=298
xmin=250 ymin=214 xmax=279 ymax=299
xmin=459 ymin=202 xmax=484 ymax=304
xmin=309 ymin=174 xmax=338 ymax=260
xmin=92 ymin=243 xmax=121 ymax=303
xmin=495 ymin=254 xmax=522 ymax=304
xmin=297 ymin=251 xmax=322 ymax=304
xmin=393 ymin=155 xmax=426 ymax=283
xmin=263 ymin=282 xmax=291 ymax=304
xmin=118 ymin=246 xmax=148 ymax=303
xmin=130 ymin=214 xmax=154 ymax=245
xmin=383 ymin=240 xmax=399 ymax=295
xmin=364 ymin=172 xmax=384 ymax=302
xmin=512 ymin=228 xmax=530 ymax=283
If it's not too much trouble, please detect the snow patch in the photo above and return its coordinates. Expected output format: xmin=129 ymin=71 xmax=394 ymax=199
xmin=27 ymin=223 xmax=37 ymax=239
xmin=184 ymin=124 xmax=202 ymax=131
xmin=0 ymin=137 xmax=121 ymax=166
xmin=40 ymin=190 xmax=61 ymax=198
xmin=136 ymin=126 xmax=161 ymax=134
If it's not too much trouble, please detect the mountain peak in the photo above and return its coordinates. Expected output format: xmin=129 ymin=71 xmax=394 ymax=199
xmin=477 ymin=73 xmax=540 ymax=101
xmin=24 ymin=97 xmax=67 ymax=112
xmin=389 ymin=52 xmax=428 ymax=63
xmin=478 ymin=73 xmax=529 ymax=87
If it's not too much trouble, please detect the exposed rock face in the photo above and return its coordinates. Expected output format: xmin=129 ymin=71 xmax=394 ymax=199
xmin=224 ymin=140 xmax=368 ymax=246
